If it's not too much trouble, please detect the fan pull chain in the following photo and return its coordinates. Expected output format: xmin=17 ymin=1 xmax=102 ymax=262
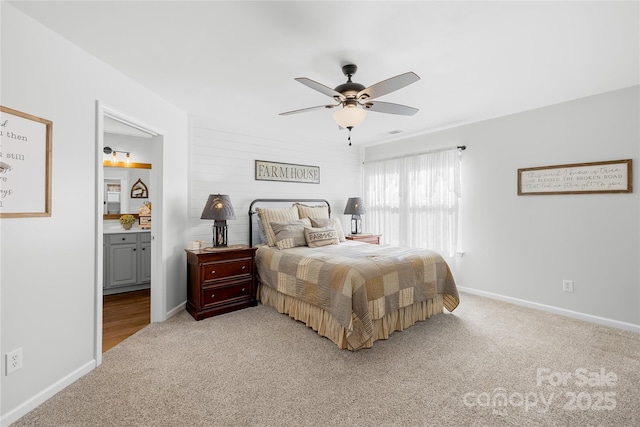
xmin=348 ymin=127 xmax=352 ymax=146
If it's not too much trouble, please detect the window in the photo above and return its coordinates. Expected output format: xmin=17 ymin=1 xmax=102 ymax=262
xmin=364 ymin=148 xmax=461 ymax=256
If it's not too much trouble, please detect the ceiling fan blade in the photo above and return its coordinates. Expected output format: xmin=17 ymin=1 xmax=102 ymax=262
xmin=279 ymin=103 xmax=340 ymax=116
xmin=357 ymin=72 xmax=420 ymax=100
xmin=362 ymin=101 xmax=419 ymax=116
xmin=295 ymin=77 xmax=346 ymax=101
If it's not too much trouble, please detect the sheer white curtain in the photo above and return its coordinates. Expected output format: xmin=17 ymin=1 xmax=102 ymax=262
xmin=364 ymin=148 xmax=461 ymax=256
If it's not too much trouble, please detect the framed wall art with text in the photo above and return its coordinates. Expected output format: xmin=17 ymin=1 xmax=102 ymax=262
xmin=0 ymin=106 xmax=53 ymax=217
xmin=255 ymin=160 xmax=320 ymax=184
xmin=518 ymin=159 xmax=632 ymax=195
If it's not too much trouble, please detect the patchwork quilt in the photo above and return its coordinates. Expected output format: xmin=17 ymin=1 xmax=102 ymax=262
xmin=256 ymin=241 xmax=459 ymax=349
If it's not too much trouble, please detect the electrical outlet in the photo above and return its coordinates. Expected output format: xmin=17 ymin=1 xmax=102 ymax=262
xmin=562 ymin=280 xmax=574 ymax=293
xmin=6 ymin=348 xmax=23 ymax=375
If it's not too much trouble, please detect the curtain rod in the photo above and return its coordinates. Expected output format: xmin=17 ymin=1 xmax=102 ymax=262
xmin=363 ymin=145 xmax=466 ymax=164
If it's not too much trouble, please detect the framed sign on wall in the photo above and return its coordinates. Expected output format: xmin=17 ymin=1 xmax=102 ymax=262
xmin=0 ymin=106 xmax=53 ymax=217
xmin=255 ymin=160 xmax=320 ymax=184
xmin=518 ymin=159 xmax=632 ymax=195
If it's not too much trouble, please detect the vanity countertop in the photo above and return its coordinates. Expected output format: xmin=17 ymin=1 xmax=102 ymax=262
xmin=104 ymin=226 xmax=151 ymax=235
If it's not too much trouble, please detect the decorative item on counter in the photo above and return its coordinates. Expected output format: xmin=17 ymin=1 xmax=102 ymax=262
xmin=138 ymin=201 xmax=151 ymax=229
xmin=119 ymin=214 xmax=136 ymax=230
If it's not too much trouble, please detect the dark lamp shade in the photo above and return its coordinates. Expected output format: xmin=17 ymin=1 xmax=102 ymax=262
xmin=344 ymin=197 xmax=365 ymax=234
xmin=343 ymin=197 xmax=366 ymax=215
xmin=200 ymin=194 xmax=236 ymax=221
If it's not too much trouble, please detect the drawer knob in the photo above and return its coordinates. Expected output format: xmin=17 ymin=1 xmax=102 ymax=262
xmin=211 ymin=294 xmax=215 ymax=298
xmin=210 ymin=270 xmax=216 ymax=274
xmin=241 ymin=288 xmax=246 ymax=292
xmin=122 ymin=238 xmax=125 ymax=241
xmin=241 ymin=265 xmax=246 ymax=270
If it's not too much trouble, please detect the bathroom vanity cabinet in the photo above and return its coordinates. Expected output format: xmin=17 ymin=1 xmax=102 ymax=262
xmin=104 ymin=231 xmax=151 ymax=295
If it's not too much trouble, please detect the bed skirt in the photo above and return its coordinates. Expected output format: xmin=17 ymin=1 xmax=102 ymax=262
xmin=257 ymin=283 xmax=444 ymax=350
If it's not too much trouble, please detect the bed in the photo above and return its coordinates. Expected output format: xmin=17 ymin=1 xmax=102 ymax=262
xmin=249 ymin=199 xmax=459 ymax=350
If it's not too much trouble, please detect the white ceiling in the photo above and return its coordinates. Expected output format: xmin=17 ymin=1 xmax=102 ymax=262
xmin=10 ymin=1 xmax=639 ymax=147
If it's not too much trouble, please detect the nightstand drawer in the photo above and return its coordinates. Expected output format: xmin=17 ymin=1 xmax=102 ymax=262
xmin=202 ymin=280 xmax=252 ymax=307
xmin=201 ymin=258 xmax=252 ymax=282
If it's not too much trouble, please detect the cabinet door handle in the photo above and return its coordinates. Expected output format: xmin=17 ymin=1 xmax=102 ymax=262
xmin=133 ymin=248 xmax=136 ymax=251
xmin=142 ymin=247 xmax=146 ymax=250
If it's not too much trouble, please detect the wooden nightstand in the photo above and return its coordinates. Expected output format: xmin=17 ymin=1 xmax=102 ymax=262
xmin=345 ymin=234 xmax=381 ymax=245
xmin=185 ymin=245 xmax=257 ymax=320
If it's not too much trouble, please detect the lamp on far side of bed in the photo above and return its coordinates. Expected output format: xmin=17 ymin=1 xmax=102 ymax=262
xmin=344 ymin=197 xmax=366 ymax=235
xmin=200 ymin=194 xmax=236 ymax=247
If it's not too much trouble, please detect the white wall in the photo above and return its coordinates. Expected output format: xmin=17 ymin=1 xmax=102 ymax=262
xmin=0 ymin=4 xmax=189 ymax=424
xmin=103 ymin=133 xmax=154 ymax=164
xmin=365 ymin=86 xmax=640 ymax=329
xmin=189 ymin=116 xmax=363 ymax=245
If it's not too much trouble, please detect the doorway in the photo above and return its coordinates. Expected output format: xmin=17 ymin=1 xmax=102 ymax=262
xmin=95 ymin=102 xmax=164 ymax=365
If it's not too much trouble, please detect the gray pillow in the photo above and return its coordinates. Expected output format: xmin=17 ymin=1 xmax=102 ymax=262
xmin=270 ymin=219 xmax=310 ymax=249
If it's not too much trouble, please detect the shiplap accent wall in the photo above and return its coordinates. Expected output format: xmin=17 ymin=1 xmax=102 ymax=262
xmin=189 ymin=116 xmax=363 ymax=246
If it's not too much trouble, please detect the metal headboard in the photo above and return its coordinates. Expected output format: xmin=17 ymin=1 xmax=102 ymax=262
xmin=248 ymin=198 xmax=331 ymax=246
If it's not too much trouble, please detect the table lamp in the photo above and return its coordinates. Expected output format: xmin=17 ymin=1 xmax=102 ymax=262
xmin=344 ymin=197 xmax=366 ymax=235
xmin=200 ymin=194 xmax=236 ymax=247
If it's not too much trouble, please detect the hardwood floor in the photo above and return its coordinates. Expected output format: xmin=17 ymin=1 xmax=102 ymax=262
xmin=103 ymin=289 xmax=150 ymax=352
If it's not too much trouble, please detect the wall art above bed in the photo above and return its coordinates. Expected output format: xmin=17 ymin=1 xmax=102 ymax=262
xmin=518 ymin=159 xmax=632 ymax=195
xmin=255 ymin=160 xmax=319 ymax=184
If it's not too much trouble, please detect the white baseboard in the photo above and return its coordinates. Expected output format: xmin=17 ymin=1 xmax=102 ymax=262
xmin=3 ymin=303 xmax=185 ymax=426
xmin=457 ymin=286 xmax=640 ymax=334
xmin=1 ymin=360 xmax=96 ymax=427
xmin=166 ymin=301 xmax=186 ymax=319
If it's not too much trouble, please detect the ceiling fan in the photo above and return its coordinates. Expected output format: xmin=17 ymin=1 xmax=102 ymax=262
xmin=280 ymin=64 xmax=420 ymax=145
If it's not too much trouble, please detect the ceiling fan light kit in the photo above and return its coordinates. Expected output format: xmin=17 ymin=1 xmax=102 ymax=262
xmin=280 ymin=64 xmax=420 ymax=145
xmin=333 ymin=102 xmax=367 ymax=129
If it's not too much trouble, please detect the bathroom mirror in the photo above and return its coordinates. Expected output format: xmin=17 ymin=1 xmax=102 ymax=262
xmin=103 ymin=162 xmax=152 ymax=219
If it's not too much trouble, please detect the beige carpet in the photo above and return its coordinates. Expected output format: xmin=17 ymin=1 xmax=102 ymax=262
xmin=13 ymin=292 xmax=640 ymax=426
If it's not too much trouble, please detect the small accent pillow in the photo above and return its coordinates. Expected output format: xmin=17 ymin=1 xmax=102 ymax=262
xmin=271 ymin=219 xmax=311 ymax=250
xmin=304 ymin=226 xmax=340 ymax=248
xmin=310 ymin=217 xmax=346 ymax=242
xmin=256 ymin=206 xmax=300 ymax=247
xmin=294 ymin=203 xmax=330 ymax=219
